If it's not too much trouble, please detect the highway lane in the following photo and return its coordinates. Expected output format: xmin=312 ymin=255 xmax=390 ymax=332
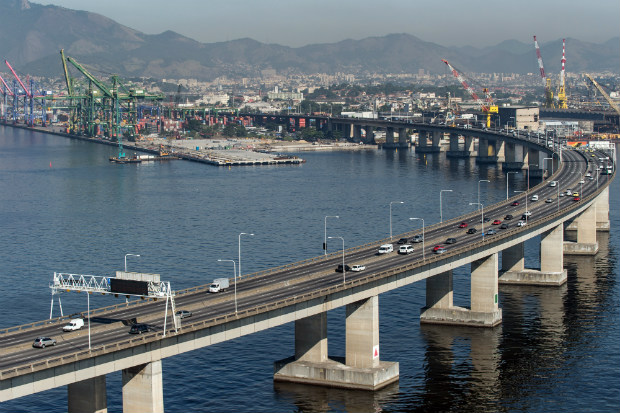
xmin=0 ymin=147 xmax=609 ymax=373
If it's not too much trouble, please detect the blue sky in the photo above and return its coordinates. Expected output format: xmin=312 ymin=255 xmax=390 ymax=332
xmin=34 ymin=0 xmax=619 ymax=47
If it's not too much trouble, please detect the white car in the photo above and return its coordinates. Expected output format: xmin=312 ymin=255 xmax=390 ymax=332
xmin=517 ymin=221 xmax=527 ymax=227
xmin=350 ymin=264 xmax=366 ymax=272
xmin=549 ymin=181 xmax=557 ymax=187
xmin=378 ymin=244 xmax=393 ymax=254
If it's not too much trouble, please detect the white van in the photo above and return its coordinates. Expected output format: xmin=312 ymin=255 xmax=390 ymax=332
xmin=531 ymin=195 xmax=539 ymax=202
xmin=378 ymin=244 xmax=393 ymax=254
xmin=62 ymin=318 xmax=84 ymax=332
xmin=398 ymin=245 xmax=414 ymax=254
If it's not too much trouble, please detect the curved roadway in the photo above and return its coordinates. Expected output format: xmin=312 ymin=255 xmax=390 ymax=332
xmin=0 ymin=135 xmax=613 ymax=375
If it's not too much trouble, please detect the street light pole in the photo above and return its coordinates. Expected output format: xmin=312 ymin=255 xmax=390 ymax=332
xmin=440 ymin=190 xmax=452 ymax=223
xmin=87 ymin=289 xmax=91 ymax=350
xmin=238 ymin=232 xmax=254 ymax=280
xmin=124 ymin=253 xmax=140 ymax=272
xmin=409 ymin=218 xmax=425 ymax=261
xmin=478 ymin=180 xmax=490 ymax=210
xmin=506 ymin=172 xmax=518 ymax=200
xmin=218 ymin=259 xmax=237 ymax=313
xmin=324 ymin=215 xmax=339 ymax=255
xmin=328 ymin=236 xmax=346 ymax=284
xmin=469 ymin=202 xmax=484 ymax=239
xmin=389 ymin=201 xmax=404 ymax=241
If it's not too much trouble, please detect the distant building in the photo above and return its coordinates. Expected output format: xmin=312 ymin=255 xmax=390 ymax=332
xmin=497 ymin=106 xmax=540 ymax=131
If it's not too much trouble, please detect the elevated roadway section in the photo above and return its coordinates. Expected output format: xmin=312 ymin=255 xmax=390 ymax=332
xmin=0 ymin=125 xmax=614 ymax=413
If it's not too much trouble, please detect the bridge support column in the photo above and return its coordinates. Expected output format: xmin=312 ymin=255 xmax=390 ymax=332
xmin=122 ymin=361 xmax=164 ymax=413
xmin=397 ymin=127 xmax=409 ymax=148
xmin=420 ymin=256 xmax=502 ymax=328
xmin=502 ymin=143 xmax=527 ymax=170
xmin=476 ymin=138 xmax=499 ymax=164
xmin=383 ymin=126 xmax=396 ymax=148
xmin=447 ymin=133 xmax=472 ymax=157
xmin=274 ymin=298 xmax=399 ymax=390
xmin=365 ymin=125 xmax=375 ymax=144
xmin=595 ymin=187 xmax=610 ymax=231
xmin=68 ymin=376 xmax=107 ymax=413
xmin=416 ymin=130 xmax=441 ymax=153
xmin=500 ymin=225 xmax=567 ymax=286
xmin=564 ymin=203 xmax=598 ymax=255
xmin=353 ymin=124 xmax=362 ymax=142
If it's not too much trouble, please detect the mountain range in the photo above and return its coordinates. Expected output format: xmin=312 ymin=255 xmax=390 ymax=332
xmin=1 ymin=0 xmax=618 ymax=81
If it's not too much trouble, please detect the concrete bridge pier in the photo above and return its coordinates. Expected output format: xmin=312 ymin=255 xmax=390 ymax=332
xmin=447 ymin=133 xmax=473 ymax=158
xmin=365 ymin=125 xmax=375 ymax=144
xmin=420 ymin=255 xmax=502 ymax=327
xmin=499 ymin=224 xmax=567 ymax=286
xmin=416 ymin=130 xmax=441 ymax=153
xmin=596 ymin=186 xmax=610 ymax=231
xmin=564 ymin=203 xmax=599 ymax=255
xmin=68 ymin=376 xmax=107 ymax=413
xmin=122 ymin=361 xmax=164 ymax=413
xmin=274 ymin=297 xmax=399 ymax=390
xmin=476 ymin=139 xmax=503 ymax=164
xmin=353 ymin=124 xmax=362 ymax=142
xmin=397 ymin=127 xmax=409 ymax=148
xmin=502 ymin=142 xmax=527 ymax=170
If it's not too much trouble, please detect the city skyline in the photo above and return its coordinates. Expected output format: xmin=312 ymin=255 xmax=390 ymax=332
xmin=33 ymin=0 xmax=619 ymax=48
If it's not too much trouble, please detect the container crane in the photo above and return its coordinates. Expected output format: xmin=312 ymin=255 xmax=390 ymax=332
xmin=441 ymin=59 xmax=498 ymax=128
xmin=533 ymin=35 xmax=554 ymax=108
xmin=5 ymin=59 xmax=36 ymax=125
xmin=557 ymin=39 xmax=568 ymax=109
xmin=584 ymin=74 xmax=620 ymax=116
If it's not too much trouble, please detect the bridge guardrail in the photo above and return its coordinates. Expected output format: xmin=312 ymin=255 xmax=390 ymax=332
xmin=1 ymin=146 xmax=612 ymax=379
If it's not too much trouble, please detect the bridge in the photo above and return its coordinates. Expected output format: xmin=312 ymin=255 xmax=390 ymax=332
xmin=0 ymin=125 xmax=614 ymax=413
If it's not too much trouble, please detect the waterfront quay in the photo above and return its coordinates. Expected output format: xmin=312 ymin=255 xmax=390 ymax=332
xmin=0 ymin=122 xmax=306 ymax=167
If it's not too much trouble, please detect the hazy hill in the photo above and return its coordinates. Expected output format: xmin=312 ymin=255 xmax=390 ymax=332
xmin=1 ymin=0 xmax=618 ymax=81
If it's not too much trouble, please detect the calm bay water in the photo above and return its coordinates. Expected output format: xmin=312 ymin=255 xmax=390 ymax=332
xmin=0 ymin=125 xmax=618 ymax=412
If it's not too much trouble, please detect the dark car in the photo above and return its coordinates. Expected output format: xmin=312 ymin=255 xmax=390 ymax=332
xmin=521 ymin=214 xmax=529 ymax=220
xmin=397 ymin=238 xmax=409 ymax=244
xmin=175 ymin=310 xmax=192 ymax=319
xmin=33 ymin=337 xmax=56 ymax=348
xmin=481 ymin=217 xmax=491 ymax=223
xmin=511 ymin=201 xmax=520 ymax=206
xmin=336 ymin=264 xmax=351 ymax=272
xmin=467 ymin=228 xmax=478 ymax=234
xmin=445 ymin=238 xmax=457 ymax=244
xmin=500 ymin=223 xmax=509 ymax=229
xmin=129 ymin=323 xmax=150 ymax=334
xmin=504 ymin=214 xmax=513 ymax=220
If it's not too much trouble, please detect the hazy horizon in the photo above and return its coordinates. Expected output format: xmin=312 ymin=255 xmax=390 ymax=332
xmin=32 ymin=0 xmax=619 ymax=48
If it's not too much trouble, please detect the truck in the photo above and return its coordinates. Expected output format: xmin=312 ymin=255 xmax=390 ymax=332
xmin=62 ymin=318 xmax=84 ymax=332
xmin=209 ymin=278 xmax=230 ymax=293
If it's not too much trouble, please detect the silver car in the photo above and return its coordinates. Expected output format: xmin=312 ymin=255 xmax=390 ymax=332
xmin=33 ymin=337 xmax=56 ymax=348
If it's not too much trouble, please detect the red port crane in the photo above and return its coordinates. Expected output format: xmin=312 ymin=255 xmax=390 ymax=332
xmin=441 ymin=59 xmax=498 ymax=128
xmin=533 ymin=35 xmax=554 ymax=108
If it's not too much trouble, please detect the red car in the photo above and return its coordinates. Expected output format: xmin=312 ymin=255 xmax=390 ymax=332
xmin=573 ymin=196 xmax=581 ymax=201
xmin=492 ymin=219 xmax=502 ymax=225
xmin=458 ymin=222 xmax=468 ymax=228
xmin=511 ymin=201 xmax=520 ymax=206
xmin=433 ymin=245 xmax=442 ymax=252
